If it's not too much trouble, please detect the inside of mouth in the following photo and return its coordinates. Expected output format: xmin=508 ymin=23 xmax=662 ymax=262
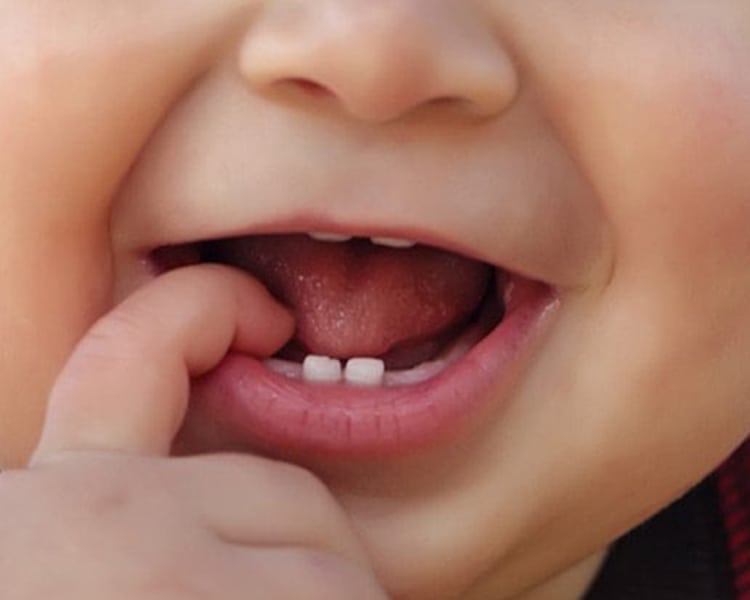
xmin=151 ymin=234 xmax=506 ymax=373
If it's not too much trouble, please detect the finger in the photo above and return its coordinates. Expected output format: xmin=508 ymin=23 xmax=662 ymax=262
xmin=167 ymin=454 xmax=373 ymax=569
xmin=32 ymin=265 xmax=294 ymax=463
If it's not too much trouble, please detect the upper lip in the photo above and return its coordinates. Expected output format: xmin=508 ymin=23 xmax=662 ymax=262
xmin=113 ymin=188 xmax=597 ymax=291
xmin=110 ymin=107 xmax=607 ymax=291
xmin=157 ymin=222 xmax=495 ymax=266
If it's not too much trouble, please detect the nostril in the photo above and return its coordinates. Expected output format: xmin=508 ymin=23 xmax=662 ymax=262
xmin=428 ymin=96 xmax=461 ymax=107
xmin=283 ymin=78 xmax=334 ymax=98
xmin=419 ymin=95 xmax=497 ymax=120
xmin=426 ymin=95 xmax=477 ymax=112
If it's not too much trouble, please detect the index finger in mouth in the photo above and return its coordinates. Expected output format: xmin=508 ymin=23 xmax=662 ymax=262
xmin=32 ymin=264 xmax=294 ymax=464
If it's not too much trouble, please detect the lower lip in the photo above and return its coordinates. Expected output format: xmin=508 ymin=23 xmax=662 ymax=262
xmin=188 ymin=278 xmax=557 ymax=460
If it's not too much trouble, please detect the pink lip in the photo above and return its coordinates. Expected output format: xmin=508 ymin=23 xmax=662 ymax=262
xmin=186 ymin=277 xmax=557 ymax=460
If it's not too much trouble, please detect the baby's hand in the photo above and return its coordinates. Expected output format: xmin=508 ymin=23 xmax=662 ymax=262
xmin=0 ymin=266 xmax=387 ymax=599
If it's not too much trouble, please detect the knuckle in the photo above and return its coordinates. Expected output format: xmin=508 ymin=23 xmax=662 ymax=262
xmin=40 ymin=457 xmax=137 ymax=514
xmin=0 ymin=459 xmax=217 ymax=597
xmin=84 ymin=307 xmax=153 ymax=355
xmin=28 ymin=455 xmax=172 ymax=524
xmin=66 ymin=306 xmax=171 ymax=378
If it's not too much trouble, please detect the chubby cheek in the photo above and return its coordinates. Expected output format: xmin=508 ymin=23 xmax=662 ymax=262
xmin=599 ymin=39 xmax=750 ymax=374
xmin=0 ymin=206 xmax=112 ymax=468
xmin=592 ymin=50 xmax=750 ymax=296
xmin=559 ymin=13 xmax=750 ymax=483
xmin=521 ymin=3 xmax=750 ymax=303
xmin=0 ymin=3 xmax=246 ymax=467
xmin=493 ymin=7 xmax=750 ymax=545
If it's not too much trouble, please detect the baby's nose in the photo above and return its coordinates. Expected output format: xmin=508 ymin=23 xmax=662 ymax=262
xmin=238 ymin=0 xmax=518 ymax=122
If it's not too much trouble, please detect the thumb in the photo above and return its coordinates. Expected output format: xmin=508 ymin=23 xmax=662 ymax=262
xmin=32 ymin=265 xmax=293 ymax=464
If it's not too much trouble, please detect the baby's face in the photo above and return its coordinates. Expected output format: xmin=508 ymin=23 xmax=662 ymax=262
xmin=3 ymin=1 xmax=750 ymax=598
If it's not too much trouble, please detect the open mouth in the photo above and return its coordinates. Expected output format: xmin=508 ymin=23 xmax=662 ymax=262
xmin=153 ymin=232 xmax=506 ymax=385
xmin=151 ymin=231 xmax=554 ymax=458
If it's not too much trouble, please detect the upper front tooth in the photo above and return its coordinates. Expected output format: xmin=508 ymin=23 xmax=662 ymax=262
xmin=370 ymin=237 xmax=417 ymax=249
xmin=309 ymin=232 xmax=353 ymax=243
xmin=303 ymin=355 xmax=343 ymax=383
xmin=344 ymin=357 xmax=385 ymax=386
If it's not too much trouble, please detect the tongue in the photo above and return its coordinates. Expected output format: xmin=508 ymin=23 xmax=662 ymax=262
xmin=213 ymin=235 xmax=491 ymax=362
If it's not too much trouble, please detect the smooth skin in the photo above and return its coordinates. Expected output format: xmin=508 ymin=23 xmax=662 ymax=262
xmin=1 ymin=1 xmax=750 ymax=599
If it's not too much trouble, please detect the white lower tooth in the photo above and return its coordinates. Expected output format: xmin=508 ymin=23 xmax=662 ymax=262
xmin=344 ymin=358 xmax=385 ymax=386
xmin=370 ymin=237 xmax=417 ymax=249
xmin=303 ymin=355 xmax=343 ymax=383
xmin=309 ymin=232 xmax=353 ymax=243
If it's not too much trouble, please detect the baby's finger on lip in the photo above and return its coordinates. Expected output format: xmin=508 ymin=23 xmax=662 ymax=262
xmin=31 ymin=264 xmax=294 ymax=463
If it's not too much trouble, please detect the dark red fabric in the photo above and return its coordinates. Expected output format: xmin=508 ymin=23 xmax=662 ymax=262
xmin=584 ymin=474 xmax=733 ymax=599
xmin=718 ymin=439 xmax=750 ymax=598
